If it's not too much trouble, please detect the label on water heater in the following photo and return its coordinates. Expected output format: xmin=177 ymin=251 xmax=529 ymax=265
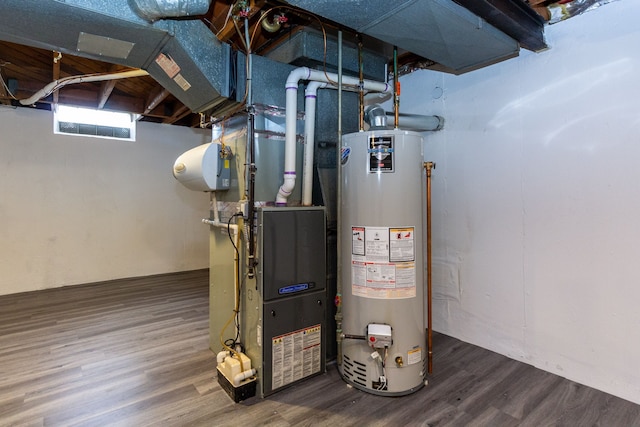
xmin=351 ymin=226 xmax=416 ymax=299
xmin=368 ymin=136 xmax=394 ymax=173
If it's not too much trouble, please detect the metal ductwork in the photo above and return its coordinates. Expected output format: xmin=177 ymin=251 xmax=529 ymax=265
xmin=130 ymin=0 xmax=212 ymax=22
xmin=0 ymin=0 xmax=231 ymax=113
xmin=283 ymin=0 xmax=544 ymax=73
xmin=265 ymin=29 xmax=388 ymax=81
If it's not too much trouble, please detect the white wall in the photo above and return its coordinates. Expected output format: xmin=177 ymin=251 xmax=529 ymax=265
xmin=0 ymin=107 xmax=211 ymax=295
xmin=395 ymin=1 xmax=640 ymax=404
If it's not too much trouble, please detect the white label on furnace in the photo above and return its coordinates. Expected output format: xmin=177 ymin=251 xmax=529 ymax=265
xmin=271 ymin=325 xmax=321 ymax=391
xmin=257 ymin=324 xmax=262 ymax=347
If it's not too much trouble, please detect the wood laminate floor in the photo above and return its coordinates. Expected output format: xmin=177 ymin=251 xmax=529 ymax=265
xmin=1 ymin=269 xmax=639 ymax=426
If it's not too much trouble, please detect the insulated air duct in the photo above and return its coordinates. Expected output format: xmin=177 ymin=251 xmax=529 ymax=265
xmin=130 ymin=0 xmax=212 ymax=21
xmin=0 ymin=0 xmax=231 ymax=113
xmin=284 ymin=0 xmax=523 ymax=73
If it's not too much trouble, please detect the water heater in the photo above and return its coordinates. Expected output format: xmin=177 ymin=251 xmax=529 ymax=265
xmin=339 ymin=129 xmax=426 ymax=395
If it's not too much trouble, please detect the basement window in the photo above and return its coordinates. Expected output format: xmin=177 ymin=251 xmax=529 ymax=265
xmin=54 ymin=105 xmax=137 ymax=141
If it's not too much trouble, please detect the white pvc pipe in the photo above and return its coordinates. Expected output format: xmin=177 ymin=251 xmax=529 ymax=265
xmin=276 ymin=67 xmax=391 ymax=205
xmin=302 ymin=82 xmax=328 ymax=206
xmin=216 ymin=351 xmax=230 ymax=364
xmin=20 ymin=69 xmax=149 ymax=106
xmin=233 ymin=368 xmax=256 ymax=386
xmin=202 ymin=218 xmax=238 ymax=234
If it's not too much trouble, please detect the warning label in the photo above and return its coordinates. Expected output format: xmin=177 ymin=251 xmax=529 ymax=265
xmin=390 ymin=227 xmax=415 ymax=262
xmin=271 ymin=325 xmax=321 ymax=390
xmin=352 ymin=227 xmax=365 ymax=256
xmin=155 ymin=53 xmax=180 ymax=78
xmin=364 ymin=227 xmax=390 ymax=262
xmin=351 ymin=225 xmax=417 ymax=299
xmin=408 ymin=347 xmax=422 ymax=365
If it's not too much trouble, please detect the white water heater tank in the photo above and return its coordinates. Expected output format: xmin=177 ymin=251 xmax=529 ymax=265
xmin=173 ymin=142 xmax=230 ymax=192
xmin=340 ymin=129 xmax=426 ymax=396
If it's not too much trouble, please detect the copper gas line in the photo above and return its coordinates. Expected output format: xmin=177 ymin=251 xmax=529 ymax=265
xmin=357 ymin=34 xmax=364 ymax=131
xmin=424 ymin=161 xmax=435 ymax=374
xmin=393 ymin=46 xmax=400 ymax=129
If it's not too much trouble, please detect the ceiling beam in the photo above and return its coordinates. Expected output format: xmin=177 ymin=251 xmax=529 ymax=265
xmin=163 ymin=104 xmax=191 ymax=124
xmin=11 ymin=85 xmax=145 ymax=114
xmin=97 ymin=80 xmax=117 ymax=109
xmin=97 ymin=65 xmax=124 ymax=109
xmin=144 ymin=86 xmax=170 ymax=115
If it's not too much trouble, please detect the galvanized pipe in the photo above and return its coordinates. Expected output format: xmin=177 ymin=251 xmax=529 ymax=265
xmin=336 ymin=30 xmax=344 ymax=366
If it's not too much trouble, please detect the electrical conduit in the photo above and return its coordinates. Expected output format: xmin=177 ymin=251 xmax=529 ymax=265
xmin=20 ymin=69 xmax=148 ymax=106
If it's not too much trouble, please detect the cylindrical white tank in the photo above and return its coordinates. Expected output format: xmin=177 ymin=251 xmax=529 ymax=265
xmin=339 ymin=129 xmax=425 ymax=396
xmin=173 ymin=142 xmax=229 ymax=192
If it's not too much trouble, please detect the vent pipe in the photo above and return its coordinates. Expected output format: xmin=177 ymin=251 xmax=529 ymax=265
xmin=365 ymin=104 xmax=388 ymax=129
xmin=276 ymin=67 xmax=391 ymax=206
xmin=130 ymin=0 xmax=212 ymax=21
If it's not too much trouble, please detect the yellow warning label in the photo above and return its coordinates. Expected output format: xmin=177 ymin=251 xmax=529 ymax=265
xmin=408 ymin=347 xmax=422 ymax=365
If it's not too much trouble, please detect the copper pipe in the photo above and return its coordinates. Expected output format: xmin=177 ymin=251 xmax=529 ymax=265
xmin=357 ymin=34 xmax=364 ymax=131
xmin=393 ymin=46 xmax=399 ymax=129
xmin=424 ymin=161 xmax=435 ymax=374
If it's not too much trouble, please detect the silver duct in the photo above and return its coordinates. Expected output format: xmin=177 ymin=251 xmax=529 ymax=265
xmin=0 ymin=0 xmax=231 ymax=114
xmin=365 ymin=104 xmax=388 ymax=129
xmin=130 ymin=0 xmax=212 ymax=21
xmin=364 ymin=104 xmax=444 ymax=132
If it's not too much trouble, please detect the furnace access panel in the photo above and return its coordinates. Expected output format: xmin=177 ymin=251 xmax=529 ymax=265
xmin=244 ymin=207 xmax=327 ymax=397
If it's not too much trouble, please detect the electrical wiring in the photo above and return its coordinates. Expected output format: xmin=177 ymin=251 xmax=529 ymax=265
xmin=228 ymin=212 xmax=242 ymax=258
xmin=219 ymin=211 xmax=246 ymax=371
xmin=0 ymin=69 xmax=17 ymax=100
xmin=215 ymin=3 xmax=235 ymax=38
xmin=248 ymin=5 xmax=336 ymax=86
xmin=213 ymin=4 xmax=337 ymax=126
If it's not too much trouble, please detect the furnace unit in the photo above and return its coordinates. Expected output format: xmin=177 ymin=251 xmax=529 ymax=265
xmin=243 ymin=206 xmax=327 ymax=397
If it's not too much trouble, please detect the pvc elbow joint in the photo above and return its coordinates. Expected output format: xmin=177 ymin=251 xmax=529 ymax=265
xmin=233 ymin=368 xmax=256 ymax=386
xmin=275 ymin=174 xmax=296 ymax=206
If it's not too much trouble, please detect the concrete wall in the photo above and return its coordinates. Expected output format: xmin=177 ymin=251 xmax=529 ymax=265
xmin=392 ymin=0 xmax=640 ymax=404
xmin=0 ymin=107 xmax=211 ymax=295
